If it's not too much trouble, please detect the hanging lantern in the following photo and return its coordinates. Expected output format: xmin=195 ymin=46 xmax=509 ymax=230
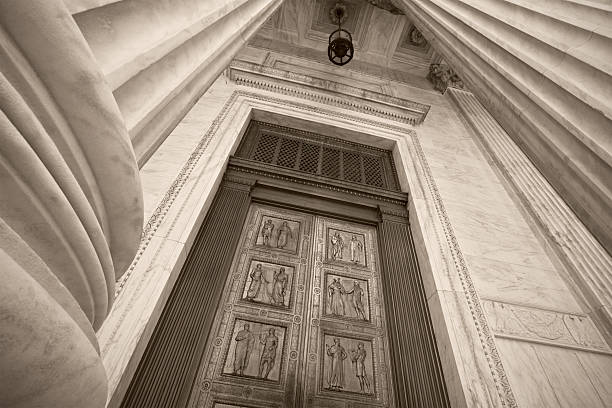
xmin=328 ymin=4 xmax=354 ymax=66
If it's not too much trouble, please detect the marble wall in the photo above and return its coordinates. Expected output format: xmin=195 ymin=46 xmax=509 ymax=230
xmin=101 ymin=45 xmax=612 ymax=408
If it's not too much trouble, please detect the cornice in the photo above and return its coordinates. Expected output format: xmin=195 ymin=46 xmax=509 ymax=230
xmin=229 ymin=60 xmax=430 ymax=125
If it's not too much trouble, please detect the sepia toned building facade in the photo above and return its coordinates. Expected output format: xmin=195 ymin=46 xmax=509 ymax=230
xmin=1 ymin=1 xmax=610 ymax=407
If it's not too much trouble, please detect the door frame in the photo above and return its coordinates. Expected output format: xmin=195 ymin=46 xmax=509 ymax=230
xmin=103 ymin=92 xmax=512 ymax=408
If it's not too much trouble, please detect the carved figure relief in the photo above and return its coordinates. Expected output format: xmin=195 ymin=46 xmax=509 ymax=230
xmin=325 ymin=337 xmax=347 ymax=390
xmin=351 ymin=342 xmax=371 ymax=394
xmin=328 ymin=277 xmax=346 ymax=316
xmin=258 ymin=328 xmax=279 ymax=379
xmin=325 ymin=273 xmax=370 ymax=321
xmin=223 ymin=319 xmax=286 ymax=382
xmin=349 ymin=235 xmax=363 ymax=264
xmin=408 ymin=26 xmax=426 ymax=47
xmin=483 ymin=300 xmax=609 ymax=352
xmin=327 ymin=228 xmax=367 ymax=267
xmin=331 ymin=232 xmax=344 ymax=260
xmin=271 ymin=267 xmax=289 ymax=306
xmin=242 ymin=260 xmax=293 ymax=308
xmin=256 ymin=216 xmax=300 ymax=253
xmin=261 ymin=219 xmax=274 ymax=246
xmin=322 ymin=334 xmax=375 ymax=396
xmin=276 ymin=221 xmax=292 ymax=249
xmin=232 ymin=323 xmax=255 ymax=376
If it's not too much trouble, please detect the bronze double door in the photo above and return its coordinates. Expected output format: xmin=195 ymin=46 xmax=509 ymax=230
xmin=189 ymin=203 xmax=393 ymax=407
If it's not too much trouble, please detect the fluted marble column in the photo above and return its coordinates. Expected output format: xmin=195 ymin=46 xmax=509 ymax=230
xmin=394 ymin=0 xmax=612 ymax=253
xmin=69 ymin=0 xmax=284 ymax=165
xmin=2 ymin=2 xmax=284 ymax=406
xmin=0 ymin=1 xmax=143 ymax=407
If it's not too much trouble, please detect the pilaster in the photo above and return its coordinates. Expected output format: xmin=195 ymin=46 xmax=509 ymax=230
xmin=447 ymin=87 xmax=612 ymax=344
xmin=395 ymin=0 xmax=612 ymax=253
xmin=120 ymin=179 xmax=252 ymax=408
xmin=377 ymin=206 xmax=451 ymax=408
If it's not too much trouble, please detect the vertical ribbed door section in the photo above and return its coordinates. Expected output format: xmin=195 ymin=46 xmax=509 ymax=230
xmin=378 ymin=210 xmax=451 ymax=408
xmin=121 ymin=180 xmax=251 ymax=408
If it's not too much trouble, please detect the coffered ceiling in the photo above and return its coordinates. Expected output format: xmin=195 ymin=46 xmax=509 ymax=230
xmin=250 ymin=0 xmax=439 ymax=78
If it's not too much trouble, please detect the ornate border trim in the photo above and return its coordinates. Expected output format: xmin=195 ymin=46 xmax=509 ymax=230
xmin=114 ymin=91 xmax=243 ymax=297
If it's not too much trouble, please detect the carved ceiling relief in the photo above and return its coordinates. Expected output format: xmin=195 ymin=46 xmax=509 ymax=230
xmin=252 ymin=0 xmax=435 ymax=76
xmin=309 ymin=0 xmax=371 ymax=47
xmin=407 ymin=26 xmax=426 ymax=47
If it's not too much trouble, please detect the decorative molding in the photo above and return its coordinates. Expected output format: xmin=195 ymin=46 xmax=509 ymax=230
xmin=427 ymin=63 xmax=464 ymax=93
xmin=448 ymin=88 xmax=612 ymax=345
xmin=222 ymin=175 xmax=256 ymax=192
xmin=483 ymin=300 xmax=611 ymax=354
xmin=246 ymin=37 xmax=430 ymax=87
xmin=229 ymin=60 xmax=430 ymax=125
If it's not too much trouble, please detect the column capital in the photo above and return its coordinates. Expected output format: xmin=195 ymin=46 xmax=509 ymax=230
xmin=378 ymin=204 xmax=408 ymax=223
xmin=427 ymin=63 xmax=465 ymax=93
xmin=223 ymin=175 xmax=257 ymax=193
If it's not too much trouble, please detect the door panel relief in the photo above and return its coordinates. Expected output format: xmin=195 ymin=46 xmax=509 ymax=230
xmin=190 ymin=205 xmax=313 ymax=408
xmin=305 ymin=217 xmax=391 ymax=407
xmin=190 ymin=205 xmax=393 ymax=407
